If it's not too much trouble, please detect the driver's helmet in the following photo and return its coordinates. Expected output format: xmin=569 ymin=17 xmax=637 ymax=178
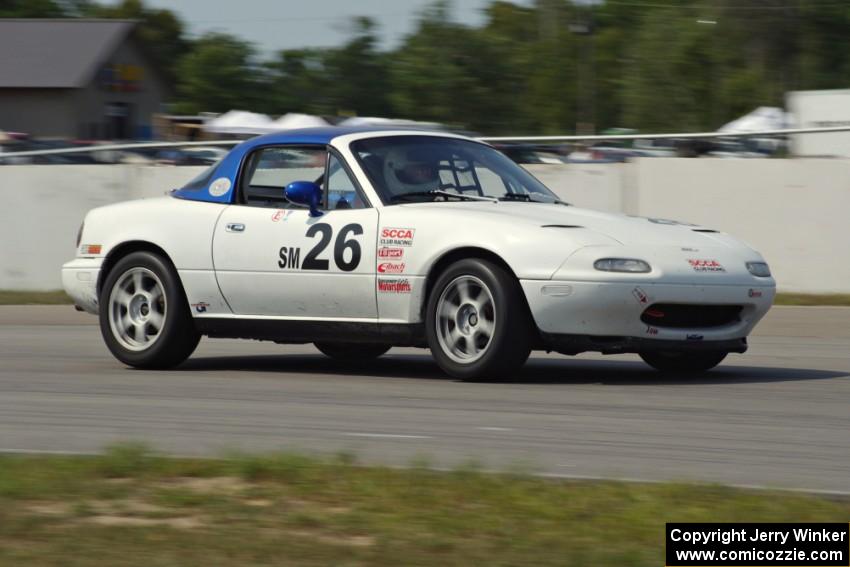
xmin=383 ymin=147 xmax=440 ymax=194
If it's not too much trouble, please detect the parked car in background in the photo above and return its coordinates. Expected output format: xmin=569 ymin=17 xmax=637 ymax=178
xmin=154 ymin=146 xmax=228 ymax=166
xmin=493 ymin=143 xmax=569 ymax=165
xmin=0 ymin=139 xmax=99 ymax=165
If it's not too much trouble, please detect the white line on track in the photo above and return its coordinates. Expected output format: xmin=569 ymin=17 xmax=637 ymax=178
xmin=342 ymin=433 xmax=432 ymax=439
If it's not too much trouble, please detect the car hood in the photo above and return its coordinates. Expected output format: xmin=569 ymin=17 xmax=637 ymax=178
xmin=404 ymin=201 xmax=769 ymax=284
xmin=406 ymin=201 xmax=743 ymax=249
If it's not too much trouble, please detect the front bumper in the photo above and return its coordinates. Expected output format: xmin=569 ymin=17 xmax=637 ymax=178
xmin=61 ymin=258 xmax=102 ymax=314
xmin=521 ymin=279 xmax=775 ymax=347
xmin=540 ymin=334 xmax=748 ymax=356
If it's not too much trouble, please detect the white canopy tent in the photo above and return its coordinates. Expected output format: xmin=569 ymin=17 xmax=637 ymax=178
xmin=719 ymin=106 xmax=790 ymax=134
xmin=203 ymin=110 xmax=274 ymax=135
xmin=338 ymin=116 xmax=443 ymax=130
xmin=269 ymin=113 xmax=329 ymax=130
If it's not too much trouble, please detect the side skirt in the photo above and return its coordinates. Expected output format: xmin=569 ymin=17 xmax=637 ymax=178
xmin=194 ymin=318 xmax=426 ymax=347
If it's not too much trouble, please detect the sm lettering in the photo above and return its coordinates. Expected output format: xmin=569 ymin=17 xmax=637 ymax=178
xmin=278 ymin=246 xmax=301 ymax=269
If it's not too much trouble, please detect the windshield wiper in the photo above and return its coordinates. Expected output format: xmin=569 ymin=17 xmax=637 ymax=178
xmin=499 ymin=193 xmax=570 ymax=206
xmin=390 ymin=190 xmax=498 ymax=203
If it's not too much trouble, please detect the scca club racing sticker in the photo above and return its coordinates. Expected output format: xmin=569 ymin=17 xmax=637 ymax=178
xmin=378 ymin=278 xmax=412 ymax=293
xmin=379 ymin=227 xmax=415 ymax=247
xmin=687 ymin=259 xmax=725 ymax=272
xmin=209 ymin=177 xmax=232 ymax=197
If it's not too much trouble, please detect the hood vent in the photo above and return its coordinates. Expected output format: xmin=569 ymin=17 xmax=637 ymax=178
xmin=541 ymin=224 xmax=583 ymax=229
xmin=692 ymin=228 xmax=719 ymax=233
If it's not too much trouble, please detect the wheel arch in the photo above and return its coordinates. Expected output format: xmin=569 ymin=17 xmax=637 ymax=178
xmin=420 ymin=246 xmax=543 ymax=347
xmin=97 ymin=241 xmax=178 ymax=296
xmin=420 ymin=247 xmax=528 ymax=316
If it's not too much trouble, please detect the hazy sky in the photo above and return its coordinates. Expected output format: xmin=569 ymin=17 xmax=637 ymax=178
xmin=102 ymin=0 xmax=532 ymax=55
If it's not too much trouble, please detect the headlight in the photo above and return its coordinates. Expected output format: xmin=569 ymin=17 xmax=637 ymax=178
xmin=746 ymin=261 xmax=771 ymax=277
xmin=594 ymin=258 xmax=651 ymax=273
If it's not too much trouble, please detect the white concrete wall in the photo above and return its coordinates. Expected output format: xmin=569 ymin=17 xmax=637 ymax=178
xmin=525 ymin=163 xmax=629 ymax=212
xmin=627 ymin=158 xmax=850 ymax=293
xmin=1 ymin=160 xmax=848 ymax=293
xmin=0 ymin=165 xmax=204 ymax=290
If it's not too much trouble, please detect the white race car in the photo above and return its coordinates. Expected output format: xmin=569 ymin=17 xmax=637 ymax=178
xmin=62 ymin=128 xmax=776 ymax=380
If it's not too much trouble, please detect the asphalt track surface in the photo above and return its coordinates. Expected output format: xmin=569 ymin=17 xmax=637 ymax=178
xmin=1 ymin=305 xmax=848 ymax=493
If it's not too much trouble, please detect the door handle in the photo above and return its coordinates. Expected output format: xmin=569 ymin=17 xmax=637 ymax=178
xmin=225 ymin=223 xmax=245 ymax=233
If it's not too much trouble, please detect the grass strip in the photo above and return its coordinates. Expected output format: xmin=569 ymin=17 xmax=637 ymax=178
xmin=0 ymin=290 xmax=72 ymax=305
xmin=0 ymin=443 xmax=847 ymax=566
xmin=773 ymin=293 xmax=850 ymax=306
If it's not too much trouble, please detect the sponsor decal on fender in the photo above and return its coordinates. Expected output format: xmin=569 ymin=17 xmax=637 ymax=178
xmin=686 ymin=333 xmax=704 ymax=341
xmin=191 ymin=301 xmax=210 ymax=313
xmin=378 ymin=247 xmax=404 ymax=258
xmin=380 ymin=227 xmax=415 ymax=247
xmin=377 ymin=262 xmax=405 ymax=274
xmin=378 ymin=278 xmax=412 ymax=294
xmin=687 ymin=258 xmax=725 ymax=272
xmin=645 ymin=326 xmax=659 ymax=336
xmin=632 ymin=286 xmax=648 ymax=305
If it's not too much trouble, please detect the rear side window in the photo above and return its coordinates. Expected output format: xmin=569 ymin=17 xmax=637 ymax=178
xmin=180 ymin=161 xmax=219 ymax=191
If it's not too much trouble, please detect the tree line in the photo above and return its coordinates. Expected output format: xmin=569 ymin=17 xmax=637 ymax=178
xmin=4 ymin=0 xmax=850 ymax=135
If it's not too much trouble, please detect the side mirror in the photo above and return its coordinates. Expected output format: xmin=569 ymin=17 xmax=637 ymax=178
xmin=284 ymin=181 xmax=324 ymax=217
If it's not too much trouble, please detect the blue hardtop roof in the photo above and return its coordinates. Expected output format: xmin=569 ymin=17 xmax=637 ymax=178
xmin=235 ymin=125 xmax=453 ymax=150
xmin=171 ymin=126 xmax=473 ymax=205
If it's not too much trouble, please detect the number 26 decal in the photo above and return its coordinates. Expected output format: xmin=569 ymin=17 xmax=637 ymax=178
xmin=279 ymin=223 xmax=362 ymax=272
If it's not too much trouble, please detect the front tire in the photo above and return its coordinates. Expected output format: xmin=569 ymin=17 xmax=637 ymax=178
xmin=639 ymin=350 xmax=727 ymax=373
xmin=314 ymin=342 xmax=391 ymax=361
xmin=426 ymin=258 xmax=532 ymax=380
xmin=99 ymin=251 xmax=200 ymax=369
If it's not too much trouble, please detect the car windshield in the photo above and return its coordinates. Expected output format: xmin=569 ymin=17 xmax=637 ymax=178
xmin=350 ymin=135 xmax=562 ymax=205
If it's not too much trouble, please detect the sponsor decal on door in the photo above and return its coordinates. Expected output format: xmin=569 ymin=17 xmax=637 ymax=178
xmin=378 ymin=278 xmax=412 ymax=293
xmin=379 ymin=227 xmax=415 ymax=247
xmin=378 ymin=247 xmax=404 ymax=258
xmin=377 ymin=262 xmax=405 ymax=274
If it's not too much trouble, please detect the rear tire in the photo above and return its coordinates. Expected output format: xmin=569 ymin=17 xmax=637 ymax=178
xmin=426 ymin=258 xmax=532 ymax=380
xmin=99 ymin=251 xmax=200 ymax=369
xmin=639 ymin=350 xmax=727 ymax=373
xmin=314 ymin=342 xmax=391 ymax=361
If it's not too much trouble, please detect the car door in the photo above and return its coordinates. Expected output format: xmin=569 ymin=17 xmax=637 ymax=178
xmin=212 ymin=145 xmax=378 ymax=318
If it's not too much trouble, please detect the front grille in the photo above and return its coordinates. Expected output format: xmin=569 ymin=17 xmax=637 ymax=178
xmin=640 ymin=303 xmax=742 ymax=329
